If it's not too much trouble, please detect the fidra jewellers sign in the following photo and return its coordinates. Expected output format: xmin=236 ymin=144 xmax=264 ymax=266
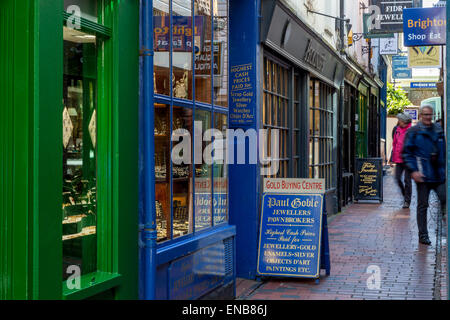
xmin=257 ymin=179 xmax=326 ymax=278
xmin=368 ymin=0 xmax=416 ymax=34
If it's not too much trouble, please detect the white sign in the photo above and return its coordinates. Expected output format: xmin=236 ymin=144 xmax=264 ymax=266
xmin=264 ymin=178 xmax=326 ymax=194
xmin=380 ymin=34 xmax=398 ymax=55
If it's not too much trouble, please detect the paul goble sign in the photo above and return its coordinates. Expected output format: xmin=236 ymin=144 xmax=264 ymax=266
xmin=257 ymin=179 xmax=325 ymax=278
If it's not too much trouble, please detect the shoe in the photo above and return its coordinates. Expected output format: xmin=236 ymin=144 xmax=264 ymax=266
xmin=402 ymin=201 xmax=410 ymax=209
xmin=419 ymin=235 xmax=431 ymax=245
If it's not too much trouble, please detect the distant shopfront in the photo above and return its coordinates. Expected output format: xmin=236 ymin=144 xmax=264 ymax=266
xmin=227 ymin=0 xmax=345 ymax=279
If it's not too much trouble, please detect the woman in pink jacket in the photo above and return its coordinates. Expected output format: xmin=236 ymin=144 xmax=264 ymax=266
xmin=390 ymin=112 xmax=413 ymax=208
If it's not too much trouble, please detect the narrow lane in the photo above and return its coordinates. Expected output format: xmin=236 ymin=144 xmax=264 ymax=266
xmin=237 ymin=171 xmax=448 ymax=300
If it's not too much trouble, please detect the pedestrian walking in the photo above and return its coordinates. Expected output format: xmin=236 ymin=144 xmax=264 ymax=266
xmin=402 ymin=104 xmax=446 ymax=245
xmin=390 ymin=113 xmax=412 ymax=209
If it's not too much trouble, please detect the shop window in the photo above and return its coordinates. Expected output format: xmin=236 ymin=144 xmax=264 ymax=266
xmin=62 ymin=26 xmax=99 ymax=280
xmin=153 ymin=0 xmax=229 ymax=244
xmin=263 ymin=56 xmax=301 ymax=178
xmin=309 ymin=79 xmax=335 ymax=190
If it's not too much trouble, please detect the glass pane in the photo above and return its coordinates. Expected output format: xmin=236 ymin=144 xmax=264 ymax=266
xmin=172 ymin=106 xmax=194 ymax=239
xmin=294 ymin=74 xmax=299 ymax=101
xmin=154 ymin=0 xmax=171 ymax=96
xmin=172 ymin=0 xmax=193 ymax=100
xmin=155 ymin=103 xmax=171 ymax=242
xmin=314 ymin=109 xmax=320 ymax=136
xmin=195 ymin=109 xmax=212 ymax=231
xmin=195 ymin=0 xmax=212 ymax=104
xmin=213 ymin=113 xmax=228 ymax=225
xmin=213 ymin=0 xmax=228 ymax=107
xmin=294 ymin=103 xmax=299 ymax=129
xmin=64 ymin=0 xmax=97 ymax=23
xmin=62 ymin=26 xmax=98 ymax=280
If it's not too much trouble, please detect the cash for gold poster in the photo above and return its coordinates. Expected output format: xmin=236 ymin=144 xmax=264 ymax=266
xmin=257 ymin=193 xmax=323 ymax=278
xmin=408 ymin=46 xmax=441 ymax=68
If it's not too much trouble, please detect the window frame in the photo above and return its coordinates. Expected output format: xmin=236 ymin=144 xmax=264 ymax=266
xmin=153 ymin=0 xmax=230 ymax=248
xmin=262 ymin=52 xmax=303 ymax=179
xmin=30 ymin=0 xmax=139 ymax=300
xmin=308 ymin=78 xmax=336 ymax=191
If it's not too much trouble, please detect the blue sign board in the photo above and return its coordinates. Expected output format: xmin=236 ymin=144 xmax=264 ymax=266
xmin=257 ymin=194 xmax=324 ymax=278
xmin=411 ymin=82 xmax=437 ymax=88
xmin=403 ymin=7 xmax=446 ymax=46
xmin=404 ymin=108 xmax=418 ymax=120
xmin=392 ymin=55 xmax=412 ymax=79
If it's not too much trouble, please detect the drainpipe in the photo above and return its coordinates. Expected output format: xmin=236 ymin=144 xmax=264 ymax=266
xmin=337 ymin=0 xmax=346 ymax=212
xmin=446 ymin=1 xmax=450 ymax=301
xmin=141 ymin=0 xmax=157 ymax=300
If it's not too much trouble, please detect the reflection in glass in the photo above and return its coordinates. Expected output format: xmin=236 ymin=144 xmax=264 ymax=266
xmin=155 ymin=104 xmax=194 ymax=242
xmin=154 ymin=0 xmax=171 ymax=96
xmin=195 ymin=110 xmax=212 ymax=231
xmin=213 ymin=113 xmax=228 ymax=225
xmin=213 ymin=0 xmax=228 ymax=107
xmin=62 ymin=26 xmax=98 ymax=280
xmin=172 ymin=106 xmax=193 ymax=239
xmin=195 ymin=0 xmax=212 ymax=104
xmin=172 ymin=0 xmax=193 ymax=100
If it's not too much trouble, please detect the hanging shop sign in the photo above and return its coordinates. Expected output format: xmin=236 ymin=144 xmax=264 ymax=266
xmin=355 ymin=158 xmax=383 ymax=202
xmin=410 ymin=82 xmax=437 ymax=89
xmin=153 ymin=16 xmax=204 ymax=52
xmin=257 ymin=179 xmax=330 ymax=279
xmin=368 ymin=0 xmax=416 ymax=34
xmin=392 ymin=55 xmax=412 ymax=79
xmin=363 ymin=14 xmax=394 ymax=39
xmin=379 ymin=34 xmax=398 ymax=55
xmin=403 ymin=7 xmax=446 ymax=47
xmin=408 ymin=46 xmax=441 ymax=68
xmin=404 ymin=108 xmax=419 ymax=120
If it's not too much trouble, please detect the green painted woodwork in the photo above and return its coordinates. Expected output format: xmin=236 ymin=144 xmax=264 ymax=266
xmin=0 ymin=0 xmax=139 ymax=300
xmin=0 ymin=0 xmax=33 ymax=300
xmin=356 ymin=94 xmax=368 ymax=158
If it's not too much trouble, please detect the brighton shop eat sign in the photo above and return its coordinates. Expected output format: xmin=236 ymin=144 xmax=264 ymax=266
xmin=403 ymin=7 xmax=446 ymax=46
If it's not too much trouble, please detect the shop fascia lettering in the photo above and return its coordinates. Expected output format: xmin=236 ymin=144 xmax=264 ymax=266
xmin=303 ymin=40 xmax=326 ymax=72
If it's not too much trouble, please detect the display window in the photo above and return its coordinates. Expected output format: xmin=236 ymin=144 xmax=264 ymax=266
xmin=153 ymin=0 xmax=229 ymax=244
xmin=62 ymin=25 xmax=99 ymax=280
xmin=308 ymin=79 xmax=336 ymax=190
xmin=262 ymin=55 xmax=301 ymax=178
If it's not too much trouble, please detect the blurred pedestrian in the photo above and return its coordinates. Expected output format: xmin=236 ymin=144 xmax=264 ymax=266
xmin=390 ymin=112 xmax=412 ymax=209
xmin=402 ymin=104 xmax=446 ymax=245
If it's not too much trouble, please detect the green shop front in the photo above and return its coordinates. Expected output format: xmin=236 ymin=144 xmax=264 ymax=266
xmin=0 ymin=0 xmax=139 ymax=299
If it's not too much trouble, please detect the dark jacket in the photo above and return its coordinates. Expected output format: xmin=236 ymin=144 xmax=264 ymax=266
xmin=402 ymin=122 xmax=446 ymax=183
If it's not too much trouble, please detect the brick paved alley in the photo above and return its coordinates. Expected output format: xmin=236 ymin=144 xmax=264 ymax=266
xmin=237 ymin=171 xmax=448 ymax=300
